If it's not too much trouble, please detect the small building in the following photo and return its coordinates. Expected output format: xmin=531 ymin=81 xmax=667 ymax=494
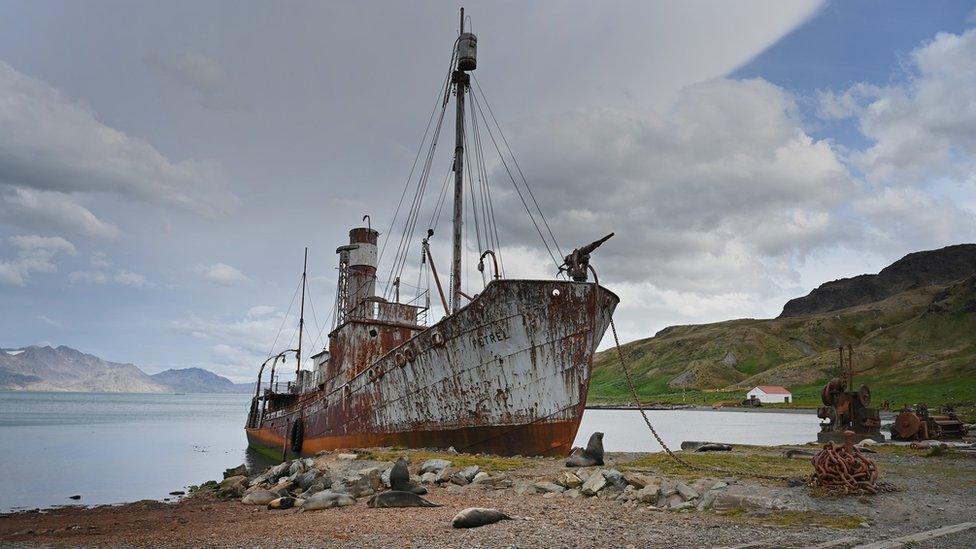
xmin=747 ymin=385 xmax=792 ymax=404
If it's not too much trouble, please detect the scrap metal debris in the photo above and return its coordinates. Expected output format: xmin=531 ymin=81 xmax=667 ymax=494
xmin=808 ymin=431 xmax=891 ymax=496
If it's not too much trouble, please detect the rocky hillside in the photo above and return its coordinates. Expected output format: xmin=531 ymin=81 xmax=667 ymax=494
xmin=0 ymin=346 xmax=251 ymax=393
xmin=0 ymin=345 xmax=169 ymax=393
xmin=779 ymin=244 xmax=976 ymax=317
xmin=590 ymin=245 xmax=976 ymax=405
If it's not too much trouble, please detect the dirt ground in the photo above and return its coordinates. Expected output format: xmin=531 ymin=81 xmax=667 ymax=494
xmin=2 ymin=446 xmax=974 ymax=548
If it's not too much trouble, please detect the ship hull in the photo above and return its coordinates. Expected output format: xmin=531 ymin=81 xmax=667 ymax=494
xmin=247 ymin=279 xmax=618 ymax=458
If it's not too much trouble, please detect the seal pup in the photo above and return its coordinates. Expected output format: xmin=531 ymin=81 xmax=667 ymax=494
xmin=451 ymin=507 xmax=512 ymax=529
xmin=389 ymin=457 xmax=427 ymax=495
xmin=565 ymin=432 xmax=604 ymax=467
xmin=267 ymin=496 xmax=298 ymax=510
xmin=366 ymin=491 xmax=440 ymax=508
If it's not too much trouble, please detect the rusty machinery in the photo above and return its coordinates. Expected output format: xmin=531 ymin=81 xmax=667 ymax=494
xmin=817 ymin=345 xmax=884 ymax=443
xmin=891 ymin=404 xmax=967 ymax=440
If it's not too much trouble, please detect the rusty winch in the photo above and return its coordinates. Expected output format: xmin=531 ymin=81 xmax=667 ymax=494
xmin=816 ymin=345 xmax=884 ymax=443
xmin=891 ymin=404 xmax=967 ymax=440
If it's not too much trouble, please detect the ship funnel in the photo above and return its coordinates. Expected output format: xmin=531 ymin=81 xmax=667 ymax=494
xmin=346 ymin=227 xmax=378 ymax=309
xmin=458 ymin=32 xmax=477 ymax=71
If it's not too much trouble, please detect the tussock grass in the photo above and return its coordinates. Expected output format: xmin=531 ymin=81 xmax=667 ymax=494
xmin=358 ymin=448 xmax=529 ymax=471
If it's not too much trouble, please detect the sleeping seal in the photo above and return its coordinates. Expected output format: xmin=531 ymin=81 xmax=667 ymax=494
xmin=451 ymin=507 xmax=512 ymax=528
xmin=565 ymin=432 xmax=604 ymax=467
xmin=366 ymin=491 xmax=440 ymax=508
xmin=267 ymin=496 xmax=298 ymax=510
xmin=302 ymin=490 xmax=356 ymax=510
xmin=389 ymin=457 xmax=427 ymax=495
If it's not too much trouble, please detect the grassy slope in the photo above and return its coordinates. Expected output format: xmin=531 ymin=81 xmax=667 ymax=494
xmin=590 ymin=277 xmax=976 ymax=408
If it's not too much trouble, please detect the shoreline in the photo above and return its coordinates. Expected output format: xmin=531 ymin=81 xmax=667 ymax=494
xmin=3 ymin=443 xmax=974 ymax=547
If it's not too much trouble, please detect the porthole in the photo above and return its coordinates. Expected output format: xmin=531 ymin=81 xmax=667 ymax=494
xmin=552 ymin=288 xmax=561 ymax=297
xmin=432 ymin=332 xmax=445 ymax=347
xmin=369 ymin=328 xmax=378 ymax=337
xmin=395 ymin=352 xmax=407 ymax=367
xmin=404 ymin=346 xmax=416 ymax=362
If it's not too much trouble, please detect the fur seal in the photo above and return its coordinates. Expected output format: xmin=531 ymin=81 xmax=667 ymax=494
xmin=389 ymin=457 xmax=427 ymax=495
xmin=694 ymin=443 xmax=732 ymax=452
xmin=366 ymin=490 xmax=440 ymax=508
xmin=565 ymin=432 xmax=604 ymax=467
xmin=451 ymin=507 xmax=512 ymax=529
xmin=267 ymin=496 xmax=298 ymax=510
xmin=302 ymin=490 xmax=356 ymax=510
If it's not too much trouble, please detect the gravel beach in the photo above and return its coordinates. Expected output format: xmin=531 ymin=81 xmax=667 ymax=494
xmin=2 ymin=445 xmax=974 ymax=548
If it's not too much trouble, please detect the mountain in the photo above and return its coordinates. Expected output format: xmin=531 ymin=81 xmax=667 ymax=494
xmin=779 ymin=244 xmax=976 ymax=317
xmin=0 ymin=346 xmax=253 ymax=393
xmin=150 ymin=368 xmax=253 ymax=394
xmin=590 ymin=245 xmax=976 ymax=406
xmin=0 ymin=345 xmax=169 ymax=393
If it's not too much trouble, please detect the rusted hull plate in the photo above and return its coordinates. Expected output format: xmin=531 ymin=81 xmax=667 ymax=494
xmin=249 ymin=279 xmax=617 ymax=457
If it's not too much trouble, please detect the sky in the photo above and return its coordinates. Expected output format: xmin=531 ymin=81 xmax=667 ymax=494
xmin=2 ymin=1 xmax=975 ymax=381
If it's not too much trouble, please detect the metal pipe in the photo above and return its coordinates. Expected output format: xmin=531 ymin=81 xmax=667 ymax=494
xmin=478 ymin=249 xmax=500 ymax=281
xmin=423 ymin=236 xmax=450 ymax=314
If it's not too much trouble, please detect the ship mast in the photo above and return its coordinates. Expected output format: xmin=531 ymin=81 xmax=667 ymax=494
xmin=450 ymin=8 xmax=470 ymax=314
xmin=295 ymin=246 xmax=307 ymax=378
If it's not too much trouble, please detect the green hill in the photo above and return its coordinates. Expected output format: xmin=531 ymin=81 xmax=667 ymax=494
xmin=590 ymin=246 xmax=976 ymax=410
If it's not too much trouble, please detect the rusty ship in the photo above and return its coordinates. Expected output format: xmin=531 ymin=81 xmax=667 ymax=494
xmin=245 ymin=10 xmax=618 ymax=458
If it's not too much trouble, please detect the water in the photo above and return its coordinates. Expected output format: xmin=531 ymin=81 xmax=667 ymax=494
xmin=574 ymin=408 xmax=820 ymax=452
xmin=0 ymin=392 xmax=820 ymax=512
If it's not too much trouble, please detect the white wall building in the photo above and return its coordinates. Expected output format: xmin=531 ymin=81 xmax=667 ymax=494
xmin=746 ymin=385 xmax=792 ymax=404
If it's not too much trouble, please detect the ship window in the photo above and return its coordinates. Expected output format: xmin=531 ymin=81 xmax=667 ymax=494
xmin=369 ymin=328 xmax=378 ymax=337
xmin=551 ymin=289 xmax=561 ymax=297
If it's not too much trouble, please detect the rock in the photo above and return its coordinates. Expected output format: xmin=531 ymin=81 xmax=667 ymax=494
xmin=514 ymin=482 xmax=538 ymax=496
xmin=676 ymin=483 xmax=700 ymax=501
xmin=575 ymin=469 xmax=591 ymax=481
xmin=622 ymin=472 xmax=652 ymax=488
xmin=564 ymin=489 xmax=581 ymax=498
xmin=635 ymin=485 xmax=660 ymax=504
xmin=217 ymin=475 xmax=248 ymax=498
xmin=294 ymin=469 xmax=322 ymax=490
xmin=557 ymin=471 xmax=582 ymax=489
xmin=332 ymin=473 xmax=375 ymax=498
xmin=602 ymin=469 xmax=627 ymax=489
xmin=471 ymin=472 xmax=490 ymax=484
xmin=711 ymin=482 xmax=728 ymax=491
xmin=337 ymin=453 xmax=358 ymax=460
xmin=459 ymin=465 xmax=480 ymax=482
xmin=450 ymin=473 xmax=470 ymax=486
xmin=381 ymin=467 xmax=392 ymax=488
xmin=665 ymin=494 xmax=684 ymax=509
xmin=357 ymin=467 xmax=383 ymax=491
xmin=659 ymin=480 xmax=677 ymax=498
xmin=304 ymin=482 xmax=327 ymax=496
xmin=302 ymin=490 xmax=356 ymax=510
xmin=710 ymin=489 xmax=801 ymax=512
xmin=434 ymin=468 xmax=453 ymax=484
xmin=223 ymin=464 xmax=247 ymax=479
xmin=695 ymin=444 xmax=733 ymax=452
xmin=534 ymin=481 xmax=565 ymax=493
xmin=302 ymin=458 xmax=315 ymax=468
xmin=542 ymin=492 xmax=559 ymax=499
xmin=242 ymin=490 xmax=278 ymax=505
xmin=697 ymin=490 xmax=719 ymax=511
xmin=784 ymin=449 xmax=816 ymax=460
xmin=420 ymin=459 xmax=452 ymax=474
xmin=289 ymin=460 xmax=305 ymax=476
xmin=420 ymin=472 xmax=438 ymax=484
xmin=672 ymin=501 xmax=696 ymax=512
xmin=267 ymin=462 xmax=290 ymax=481
xmin=580 ymin=470 xmax=607 ymax=496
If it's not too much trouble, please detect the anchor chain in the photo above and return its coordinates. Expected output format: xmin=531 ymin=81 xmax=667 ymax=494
xmin=607 ymin=315 xmax=795 ymax=482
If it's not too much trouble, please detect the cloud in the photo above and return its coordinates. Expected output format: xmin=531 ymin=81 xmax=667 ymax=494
xmin=0 ymin=60 xmax=236 ymax=218
xmin=0 ymin=235 xmax=77 ymax=285
xmin=486 ymin=77 xmax=854 ymax=295
xmin=0 ymin=186 xmax=120 ymax=238
xmin=37 ymin=315 xmax=63 ymax=328
xmin=247 ymin=305 xmax=276 ymax=318
xmin=194 ymin=262 xmax=250 ymax=285
xmin=68 ymin=267 xmax=155 ymax=288
xmin=143 ymin=52 xmax=238 ymax=110
xmin=821 ymin=28 xmax=976 ymax=184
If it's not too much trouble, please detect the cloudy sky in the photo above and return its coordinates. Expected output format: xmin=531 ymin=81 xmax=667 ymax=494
xmin=2 ymin=1 xmax=975 ymax=381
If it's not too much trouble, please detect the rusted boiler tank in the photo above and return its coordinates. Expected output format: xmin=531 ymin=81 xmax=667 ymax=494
xmin=891 ymin=404 xmax=967 ymax=440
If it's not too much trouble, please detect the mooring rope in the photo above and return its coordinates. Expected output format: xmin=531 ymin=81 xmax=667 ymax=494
xmin=607 ymin=315 xmax=795 ymax=482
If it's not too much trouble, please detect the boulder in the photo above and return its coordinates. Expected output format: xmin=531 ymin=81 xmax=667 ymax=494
xmin=676 ymin=483 xmax=700 ymax=501
xmin=450 ymin=473 xmax=470 ymax=486
xmin=471 ymin=472 xmax=490 ymax=484
xmin=381 ymin=467 xmax=393 ymax=488
xmin=302 ymin=490 xmax=356 ymax=510
xmin=514 ymin=482 xmax=538 ymax=496
xmin=304 ymin=482 xmax=327 ymax=496
xmin=331 ymin=473 xmax=375 ymax=498
xmin=533 ymin=481 xmax=565 ymax=494
xmin=223 ymin=464 xmax=247 ymax=479
xmin=622 ymin=472 xmax=652 ymax=488
xmin=267 ymin=462 xmax=290 ymax=481
xmin=217 ymin=476 xmax=248 ymax=498
xmin=420 ymin=459 xmax=452 ymax=474
xmin=635 ymin=484 xmax=661 ymax=504
xmin=242 ymin=490 xmax=278 ymax=505
xmin=580 ymin=470 xmax=607 ymax=496
xmin=294 ymin=469 xmax=322 ymax=491
xmin=288 ymin=460 xmax=305 ymax=476
xmin=458 ymin=466 xmax=480 ymax=482
xmin=556 ymin=472 xmax=582 ymax=489
xmin=357 ymin=467 xmax=384 ymax=491
xmin=602 ymin=469 xmax=627 ymax=489
xmin=564 ymin=489 xmax=581 ymax=498
xmin=337 ymin=453 xmax=358 ymax=460
xmin=420 ymin=472 xmax=438 ymax=484
xmin=671 ymin=501 xmax=696 ymax=512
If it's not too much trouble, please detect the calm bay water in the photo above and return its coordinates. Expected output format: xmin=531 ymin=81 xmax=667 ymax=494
xmin=0 ymin=392 xmax=820 ymax=512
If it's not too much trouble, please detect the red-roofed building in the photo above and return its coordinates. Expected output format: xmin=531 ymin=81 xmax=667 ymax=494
xmin=746 ymin=385 xmax=792 ymax=404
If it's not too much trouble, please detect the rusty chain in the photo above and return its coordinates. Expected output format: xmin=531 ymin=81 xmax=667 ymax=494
xmin=607 ymin=316 xmax=796 ymax=482
xmin=807 ymin=434 xmax=893 ymax=495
